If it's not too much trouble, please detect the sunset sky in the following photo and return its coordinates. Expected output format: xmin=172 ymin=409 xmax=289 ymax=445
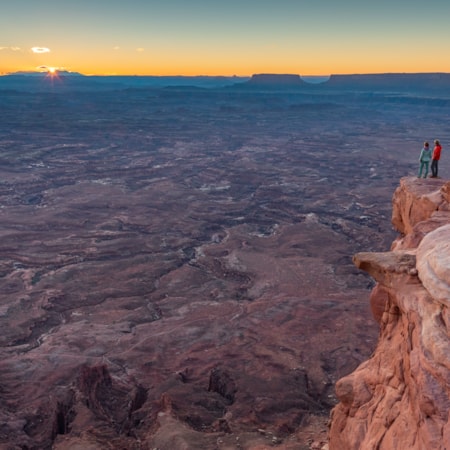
xmin=1 ymin=0 xmax=450 ymax=76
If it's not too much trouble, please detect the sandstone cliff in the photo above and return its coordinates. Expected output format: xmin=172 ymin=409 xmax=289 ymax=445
xmin=329 ymin=177 xmax=450 ymax=450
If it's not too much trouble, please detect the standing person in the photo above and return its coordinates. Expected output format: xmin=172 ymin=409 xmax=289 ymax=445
xmin=418 ymin=141 xmax=432 ymax=178
xmin=430 ymin=139 xmax=442 ymax=178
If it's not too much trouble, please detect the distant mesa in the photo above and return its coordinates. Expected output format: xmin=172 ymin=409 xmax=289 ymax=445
xmin=326 ymin=72 xmax=450 ymax=90
xmin=241 ymin=72 xmax=450 ymax=91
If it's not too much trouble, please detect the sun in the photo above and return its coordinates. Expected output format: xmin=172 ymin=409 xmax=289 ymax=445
xmin=44 ymin=66 xmax=61 ymax=81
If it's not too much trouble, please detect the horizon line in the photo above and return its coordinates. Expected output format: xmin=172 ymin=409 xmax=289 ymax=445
xmin=2 ymin=70 xmax=450 ymax=78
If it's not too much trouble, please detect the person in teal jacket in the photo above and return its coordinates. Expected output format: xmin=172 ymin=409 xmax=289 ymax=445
xmin=418 ymin=141 xmax=432 ymax=178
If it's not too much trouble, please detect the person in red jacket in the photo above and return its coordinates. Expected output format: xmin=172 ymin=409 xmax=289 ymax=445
xmin=430 ymin=139 xmax=442 ymax=178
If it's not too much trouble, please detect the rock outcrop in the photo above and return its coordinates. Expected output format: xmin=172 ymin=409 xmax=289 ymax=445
xmin=329 ymin=177 xmax=450 ymax=450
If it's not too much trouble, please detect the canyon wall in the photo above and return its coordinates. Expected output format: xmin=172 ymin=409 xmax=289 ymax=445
xmin=329 ymin=177 xmax=450 ymax=450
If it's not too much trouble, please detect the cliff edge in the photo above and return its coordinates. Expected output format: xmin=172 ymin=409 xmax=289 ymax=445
xmin=329 ymin=176 xmax=450 ymax=450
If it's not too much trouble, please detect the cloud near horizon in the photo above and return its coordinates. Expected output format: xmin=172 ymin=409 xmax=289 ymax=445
xmin=0 ymin=46 xmax=22 ymax=51
xmin=31 ymin=47 xmax=50 ymax=54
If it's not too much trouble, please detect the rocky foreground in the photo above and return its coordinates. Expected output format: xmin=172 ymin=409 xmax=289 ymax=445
xmin=330 ymin=177 xmax=450 ymax=450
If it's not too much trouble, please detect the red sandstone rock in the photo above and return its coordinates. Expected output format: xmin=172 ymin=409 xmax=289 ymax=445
xmin=416 ymin=224 xmax=450 ymax=304
xmin=369 ymin=283 xmax=390 ymax=324
xmin=392 ymin=178 xmax=450 ymax=249
xmin=330 ymin=177 xmax=450 ymax=450
xmin=391 ymin=177 xmax=445 ymax=236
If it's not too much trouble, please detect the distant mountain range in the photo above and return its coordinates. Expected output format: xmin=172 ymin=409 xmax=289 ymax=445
xmin=0 ymin=71 xmax=249 ymax=90
xmin=2 ymin=71 xmax=450 ymax=93
xmin=6 ymin=70 xmax=85 ymax=77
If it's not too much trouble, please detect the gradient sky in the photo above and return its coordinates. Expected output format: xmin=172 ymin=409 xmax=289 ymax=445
xmin=1 ymin=0 xmax=450 ymax=76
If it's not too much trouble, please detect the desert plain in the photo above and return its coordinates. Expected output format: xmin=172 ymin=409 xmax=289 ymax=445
xmin=0 ymin=74 xmax=449 ymax=449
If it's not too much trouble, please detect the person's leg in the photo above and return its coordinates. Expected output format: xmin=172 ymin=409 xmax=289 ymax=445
xmin=424 ymin=162 xmax=429 ymax=178
xmin=418 ymin=162 xmax=424 ymax=177
xmin=436 ymin=160 xmax=439 ymax=177
xmin=431 ymin=159 xmax=437 ymax=177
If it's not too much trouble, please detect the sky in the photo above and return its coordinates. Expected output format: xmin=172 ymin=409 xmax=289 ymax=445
xmin=1 ymin=0 xmax=450 ymax=76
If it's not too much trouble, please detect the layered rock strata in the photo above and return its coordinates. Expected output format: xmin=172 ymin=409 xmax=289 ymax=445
xmin=329 ymin=177 xmax=450 ymax=450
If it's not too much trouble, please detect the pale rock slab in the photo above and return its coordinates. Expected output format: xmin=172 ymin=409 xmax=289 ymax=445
xmin=417 ymin=224 xmax=450 ymax=306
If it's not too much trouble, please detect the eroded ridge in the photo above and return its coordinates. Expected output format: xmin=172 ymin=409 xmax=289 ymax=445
xmin=330 ymin=178 xmax=450 ymax=450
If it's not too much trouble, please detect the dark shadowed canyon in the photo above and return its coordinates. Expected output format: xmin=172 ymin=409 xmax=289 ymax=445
xmin=0 ymin=73 xmax=450 ymax=449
